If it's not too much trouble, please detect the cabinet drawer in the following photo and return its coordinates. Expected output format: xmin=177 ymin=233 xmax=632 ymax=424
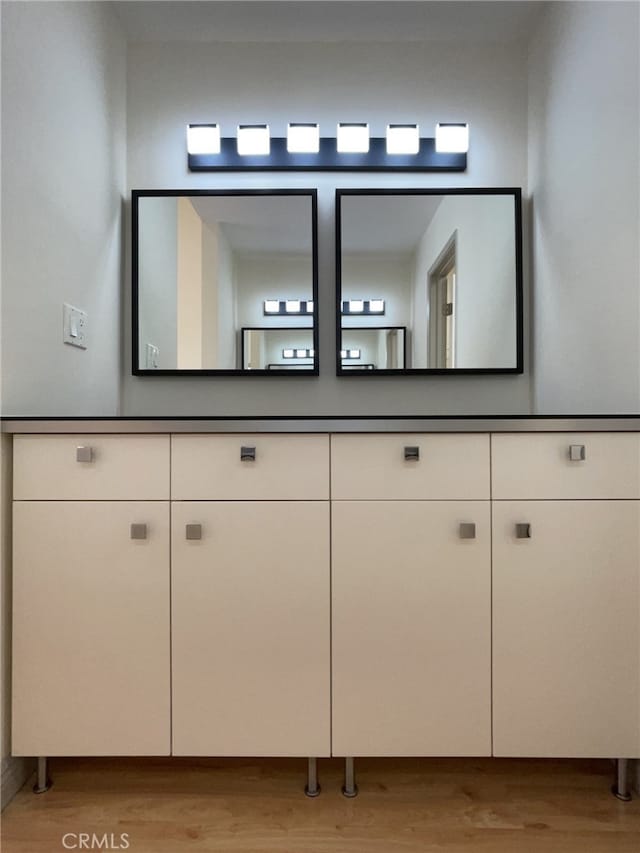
xmin=491 ymin=433 xmax=640 ymax=499
xmin=13 ymin=435 xmax=170 ymax=500
xmin=171 ymin=435 xmax=329 ymax=500
xmin=331 ymin=434 xmax=490 ymax=500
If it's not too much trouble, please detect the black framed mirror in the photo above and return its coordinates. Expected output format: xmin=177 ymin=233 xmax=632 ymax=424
xmin=336 ymin=188 xmax=523 ymax=375
xmin=132 ymin=189 xmax=318 ymax=375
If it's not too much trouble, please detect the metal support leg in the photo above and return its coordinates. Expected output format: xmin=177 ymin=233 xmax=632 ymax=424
xmin=33 ymin=757 xmax=51 ymax=794
xmin=342 ymin=756 xmax=358 ymax=798
xmin=304 ymin=757 xmax=320 ymax=797
xmin=612 ymin=758 xmax=632 ymax=801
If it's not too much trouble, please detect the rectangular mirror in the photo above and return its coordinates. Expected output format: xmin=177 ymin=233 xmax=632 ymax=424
xmin=133 ymin=190 xmax=318 ymax=375
xmin=336 ymin=189 xmax=523 ymax=374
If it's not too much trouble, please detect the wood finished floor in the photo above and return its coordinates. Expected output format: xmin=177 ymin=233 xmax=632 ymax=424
xmin=1 ymin=757 xmax=639 ymax=852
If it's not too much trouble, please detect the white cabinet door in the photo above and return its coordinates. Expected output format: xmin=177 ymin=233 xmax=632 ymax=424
xmin=12 ymin=502 xmax=170 ymax=756
xmin=332 ymin=501 xmax=491 ymax=756
xmin=493 ymin=500 xmax=640 ymax=758
xmin=172 ymin=501 xmax=330 ymax=756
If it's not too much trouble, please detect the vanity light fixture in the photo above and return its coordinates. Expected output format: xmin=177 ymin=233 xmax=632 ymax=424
xmin=287 ymin=123 xmax=320 ymax=153
xmin=342 ymin=299 xmax=386 ymax=315
xmin=187 ymin=123 xmax=221 ymax=155
xmin=337 ymin=123 xmax=370 ymax=154
xmin=340 ymin=349 xmax=361 ymax=360
xmin=435 ymin=123 xmax=469 ymax=154
xmin=283 ymin=348 xmax=314 ymax=359
xmin=237 ymin=124 xmax=270 ymax=156
xmin=263 ymin=299 xmax=314 ymax=316
xmin=386 ymin=124 xmax=420 ymax=155
xmin=188 ymin=122 xmax=468 ymax=171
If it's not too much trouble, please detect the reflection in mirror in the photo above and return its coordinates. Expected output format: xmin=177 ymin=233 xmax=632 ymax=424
xmin=241 ymin=327 xmax=314 ymax=370
xmin=133 ymin=190 xmax=317 ymax=374
xmin=337 ymin=189 xmax=522 ymax=373
xmin=341 ymin=327 xmax=406 ymax=370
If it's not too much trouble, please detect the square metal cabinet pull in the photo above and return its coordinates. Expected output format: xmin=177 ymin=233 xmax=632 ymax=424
xmin=186 ymin=523 xmax=202 ymax=540
xmin=130 ymin=523 xmax=147 ymax=540
xmin=404 ymin=446 xmax=420 ymax=461
xmin=76 ymin=446 xmax=94 ymax=463
xmin=240 ymin=446 xmax=256 ymax=462
xmin=515 ymin=523 xmax=531 ymax=539
xmin=569 ymin=444 xmax=586 ymax=462
xmin=459 ymin=522 xmax=476 ymax=539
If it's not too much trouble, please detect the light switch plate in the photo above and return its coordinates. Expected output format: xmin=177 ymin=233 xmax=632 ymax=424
xmin=146 ymin=343 xmax=159 ymax=369
xmin=63 ymin=303 xmax=88 ymax=349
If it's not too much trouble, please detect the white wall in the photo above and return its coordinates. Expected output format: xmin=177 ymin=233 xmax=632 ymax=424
xmin=124 ymin=39 xmax=530 ymax=415
xmin=413 ymin=195 xmax=518 ymax=369
xmin=1 ymin=1 xmax=127 ymax=416
xmin=528 ymin=1 xmax=640 ymax=413
xmin=138 ymin=196 xmax=177 ymax=369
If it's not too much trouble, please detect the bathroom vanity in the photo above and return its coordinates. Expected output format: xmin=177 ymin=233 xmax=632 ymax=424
xmin=5 ymin=417 xmax=639 ymax=797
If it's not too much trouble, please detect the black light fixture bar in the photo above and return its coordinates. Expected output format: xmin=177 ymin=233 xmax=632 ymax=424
xmin=189 ymin=137 xmax=466 ymax=172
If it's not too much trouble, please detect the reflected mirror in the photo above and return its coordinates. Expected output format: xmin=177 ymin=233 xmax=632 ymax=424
xmin=133 ymin=190 xmax=317 ymax=374
xmin=336 ymin=189 xmax=522 ymax=374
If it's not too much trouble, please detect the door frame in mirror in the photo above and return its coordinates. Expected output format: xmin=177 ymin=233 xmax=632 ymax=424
xmin=132 ymin=188 xmax=319 ymax=376
xmin=335 ymin=187 xmax=523 ymax=376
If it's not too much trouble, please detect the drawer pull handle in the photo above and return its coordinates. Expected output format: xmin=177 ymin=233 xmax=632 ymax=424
xmin=76 ymin=446 xmax=94 ymax=463
xmin=130 ymin=523 xmax=147 ymax=540
xmin=515 ymin=523 xmax=531 ymax=539
xmin=459 ymin=522 xmax=476 ymax=540
xmin=568 ymin=444 xmax=586 ymax=462
xmin=404 ymin=446 xmax=420 ymax=461
xmin=240 ymin=446 xmax=256 ymax=462
xmin=186 ymin=523 xmax=202 ymax=540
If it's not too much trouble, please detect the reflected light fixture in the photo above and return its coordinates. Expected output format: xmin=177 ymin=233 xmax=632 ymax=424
xmin=237 ymin=124 xmax=270 ymax=156
xmin=386 ymin=124 xmax=420 ymax=155
xmin=342 ymin=299 xmax=385 ymax=315
xmin=341 ymin=349 xmax=361 ymax=359
xmin=348 ymin=299 xmax=364 ymax=313
xmin=435 ymin=123 xmax=469 ymax=153
xmin=283 ymin=348 xmax=314 ymax=359
xmin=264 ymin=300 xmax=280 ymax=314
xmin=285 ymin=299 xmax=301 ymax=313
xmin=287 ymin=123 xmax=320 ymax=153
xmin=337 ymin=123 xmax=370 ymax=154
xmin=187 ymin=124 xmax=221 ymax=155
xmin=369 ymin=299 xmax=385 ymax=314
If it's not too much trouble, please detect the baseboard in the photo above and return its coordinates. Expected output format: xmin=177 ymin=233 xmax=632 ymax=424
xmin=1 ymin=756 xmax=35 ymax=811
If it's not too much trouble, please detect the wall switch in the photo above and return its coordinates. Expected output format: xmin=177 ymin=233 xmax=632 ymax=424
xmin=146 ymin=343 xmax=159 ymax=369
xmin=63 ymin=303 xmax=88 ymax=349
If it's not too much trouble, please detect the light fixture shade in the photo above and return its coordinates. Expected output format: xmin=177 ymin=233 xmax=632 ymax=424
xmin=287 ymin=123 xmax=320 ymax=153
xmin=295 ymin=349 xmax=307 ymax=358
xmin=369 ymin=299 xmax=385 ymax=313
xmin=283 ymin=349 xmax=295 ymax=358
xmin=307 ymin=300 xmax=314 ymax=313
xmin=187 ymin=124 xmax=221 ymax=155
xmin=386 ymin=124 xmax=419 ymax=155
xmin=237 ymin=124 xmax=270 ymax=156
xmin=435 ymin=123 xmax=469 ymax=154
xmin=349 ymin=299 xmax=364 ymax=313
xmin=285 ymin=300 xmax=301 ymax=313
xmin=349 ymin=349 xmax=361 ymax=359
xmin=264 ymin=300 xmax=280 ymax=314
xmin=337 ymin=123 xmax=370 ymax=154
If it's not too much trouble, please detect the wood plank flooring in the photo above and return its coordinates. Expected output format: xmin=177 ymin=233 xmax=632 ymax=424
xmin=2 ymin=757 xmax=639 ymax=852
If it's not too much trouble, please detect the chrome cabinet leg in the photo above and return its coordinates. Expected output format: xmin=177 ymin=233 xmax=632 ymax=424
xmin=342 ymin=756 xmax=358 ymax=798
xmin=612 ymin=758 xmax=632 ymax=801
xmin=33 ymin=757 xmax=51 ymax=794
xmin=304 ymin=757 xmax=320 ymax=797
